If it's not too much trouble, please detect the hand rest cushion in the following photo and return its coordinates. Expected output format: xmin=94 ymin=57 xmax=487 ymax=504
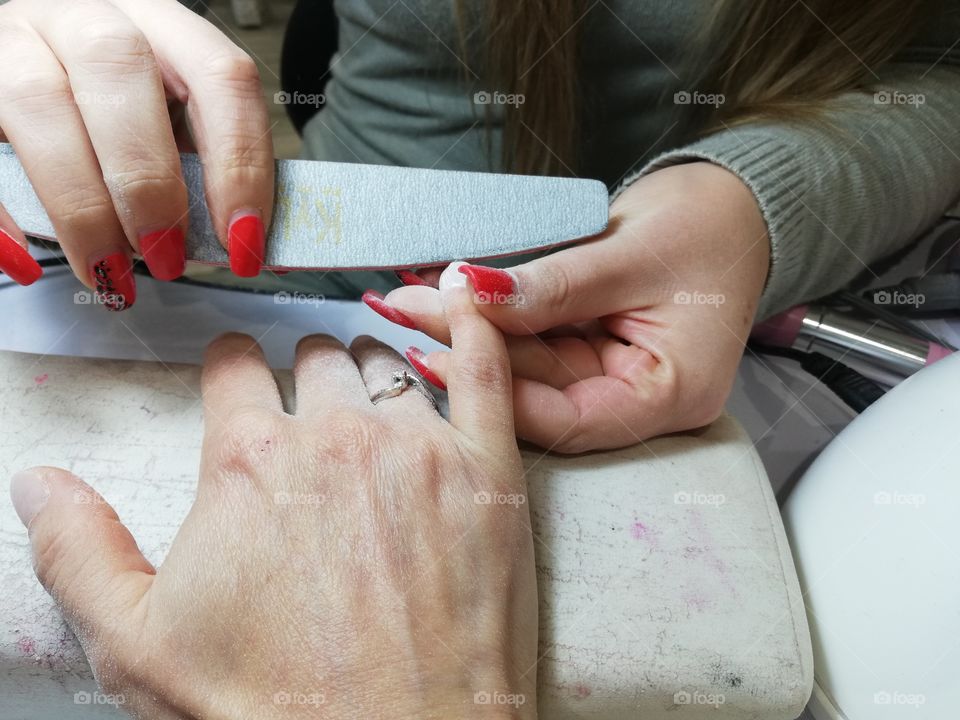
xmin=0 ymin=350 xmax=812 ymax=719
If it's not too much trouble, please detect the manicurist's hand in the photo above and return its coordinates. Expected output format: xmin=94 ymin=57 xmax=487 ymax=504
xmin=0 ymin=0 xmax=274 ymax=308
xmin=379 ymin=162 xmax=770 ymax=452
xmin=8 ymin=270 xmax=537 ymax=719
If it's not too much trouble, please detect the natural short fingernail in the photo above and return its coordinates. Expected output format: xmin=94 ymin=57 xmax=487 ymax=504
xmin=362 ymin=289 xmax=418 ymax=329
xmin=439 ymin=261 xmax=468 ymax=294
xmin=228 ymin=210 xmax=265 ymax=278
xmin=406 ymin=346 xmax=446 ymax=390
xmin=90 ymin=251 xmax=136 ymax=311
xmin=10 ymin=470 xmax=50 ymax=527
xmin=139 ymin=226 xmax=186 ymax=281
xmin=0 ymin=229 xmax=43 ymax=286
xmin=458 ymin=264 xmax=516 ymax=300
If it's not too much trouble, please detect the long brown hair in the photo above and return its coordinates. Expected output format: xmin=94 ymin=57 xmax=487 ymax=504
xmin=464 ymin=0 xmax=933 ymax=176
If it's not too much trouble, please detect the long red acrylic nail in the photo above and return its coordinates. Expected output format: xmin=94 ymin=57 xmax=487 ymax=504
xmin=406 ymin=346 xmax=446 ymax=390
xmin=90 ymin=252 xmax=136 ymax=311
xmin=361 ymin=290 xmax=417 ymax=329
xmin=0 ymin=229 xmax=42 ymax=286
xmin=458 ymin=264 xmax=515 ymax=298
xmin=139 ymin=226 xmax=186 ymax=281
xmin=228 ymin=211 xmax=265 ymax=277
xmin=395 ymin=270 xmax=430 ymax=287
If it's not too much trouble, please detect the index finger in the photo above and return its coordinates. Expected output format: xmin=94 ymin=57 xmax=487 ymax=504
xmin=439 ymin=262 xmax=516 ymax=446
xmin=111 ymin=0 xmax=275 ymax=277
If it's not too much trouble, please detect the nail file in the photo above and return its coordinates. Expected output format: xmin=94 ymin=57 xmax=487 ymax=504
xmin=0 ymin=143 xmax=609 ymax=269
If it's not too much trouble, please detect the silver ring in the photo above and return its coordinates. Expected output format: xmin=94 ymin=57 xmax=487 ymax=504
xmin=370 ymin=370 xmax=438 ymax=411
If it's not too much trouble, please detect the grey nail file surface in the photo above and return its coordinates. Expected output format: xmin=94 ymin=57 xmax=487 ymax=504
xmin=0 ymin=144 xmax=609 ymax=269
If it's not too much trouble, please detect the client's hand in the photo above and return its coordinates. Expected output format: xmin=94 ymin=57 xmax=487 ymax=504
xmin=375 ymin=162 xmax=770 ymax=452
xmin=8 ymin=275 xmax=537 ymax=719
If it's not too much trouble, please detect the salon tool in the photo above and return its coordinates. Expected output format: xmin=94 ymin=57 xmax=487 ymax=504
xmin=751 ymin=303 xmax=952 ymax=379
xmin=0 ymin=143 xmax=608 ymax=270
xmin=783 ymin=350 xmax=960 ymax=720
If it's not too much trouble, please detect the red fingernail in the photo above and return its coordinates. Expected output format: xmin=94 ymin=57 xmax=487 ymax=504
xmin=228 ymin=211 xmax=265 ymax=277
xmin=0 ymin=229 xmax=42 ymax=286
xmin=406 ymin=346 xmax=446 ymax=390
xmin=139 ymin=226 xmax=185 ymax=281
xmin=90 ymin=252 xmax=136 ymax=311
xmin=361 ymin=289 xmax=417 ymax=329
xmin=458 ymin=264 xmax=515 ymax=299
xmin=396 ymin=270 xmax=430 ymax=287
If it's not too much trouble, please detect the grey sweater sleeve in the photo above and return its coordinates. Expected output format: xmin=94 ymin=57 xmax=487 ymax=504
xmin=614 ymin=38 xmax=960 ymax=320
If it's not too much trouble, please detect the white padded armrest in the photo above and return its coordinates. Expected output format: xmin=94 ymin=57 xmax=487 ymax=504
xmin=0 ymin=351 xmax=812 ymax=718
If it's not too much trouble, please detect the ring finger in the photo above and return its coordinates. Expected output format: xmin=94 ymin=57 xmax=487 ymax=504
xmin=351 ymin=336 xmax=440 ymax=415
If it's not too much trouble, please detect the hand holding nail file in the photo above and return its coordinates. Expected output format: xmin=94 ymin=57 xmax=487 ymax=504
xmin=0 ymin=143 xmax=609 ymax=272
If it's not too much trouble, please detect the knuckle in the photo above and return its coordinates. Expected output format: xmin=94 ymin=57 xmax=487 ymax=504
xmin=71 ymin=17 xmax=154 ymax=77
xmin=104 ymin=161 xmax=183 ymax=201
xmin=50 ymin=184 xmax=115 ymax=230
xmin=212 ymin=140 xmax=274 ymax=183
xmin=213 ymin=407 xmax=285 ymax=478
xmin=32 ymin=523 xmax=78 ymax=597
xmin=451 ymin=352 xmax=510 ymax=395
xmin=202 ymin=49 xmax=261 ymax=92
xmin=0 ymin=56 xmax=73 ymax=109
xmin=538 ymin=259 xmax=575 ymax=311
xmin=314 ymin=408 xmax=383 ymax=468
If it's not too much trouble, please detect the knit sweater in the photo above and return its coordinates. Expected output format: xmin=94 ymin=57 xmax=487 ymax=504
xmin=298 ymin=0 xmax=960 ymax=319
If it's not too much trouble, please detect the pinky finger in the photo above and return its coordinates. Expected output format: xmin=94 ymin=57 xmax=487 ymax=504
xmin=0 ymin=204 xmax=42 ymax=286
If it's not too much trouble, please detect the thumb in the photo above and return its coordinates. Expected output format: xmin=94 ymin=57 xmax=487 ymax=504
xmin=9 ymin=467 xmax=154 ymax=649
xmin=458 ymin=236 xmax=638 ymax=335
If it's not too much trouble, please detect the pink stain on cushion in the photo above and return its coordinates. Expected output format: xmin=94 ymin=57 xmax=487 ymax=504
xmin=34 ymin=373 xmax=48 ymax=385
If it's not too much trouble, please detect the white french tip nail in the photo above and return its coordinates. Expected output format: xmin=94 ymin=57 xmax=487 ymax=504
xmin=439 ymin=261 xmax=468 ymax=294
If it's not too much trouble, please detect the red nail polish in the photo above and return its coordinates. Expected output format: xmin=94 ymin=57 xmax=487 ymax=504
xmin=406 ymin=346 xmax=446 ymax=390
xmin=0 ymin=229 xmax=42 ymax=286
xmin=458 ymin=264 xmax=515 ymax=300
xmin=139 ymin=226 xmax=185 ymax=281
xmin=396 ymin=270 xmax=430 ymax=287
xmin=91 ymin=252 xmax=136 ymax=311
xmin=361 ymin=290 xmax=417 ymax=329
xmin=229 ymin=212 xmax=265 ymax=277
